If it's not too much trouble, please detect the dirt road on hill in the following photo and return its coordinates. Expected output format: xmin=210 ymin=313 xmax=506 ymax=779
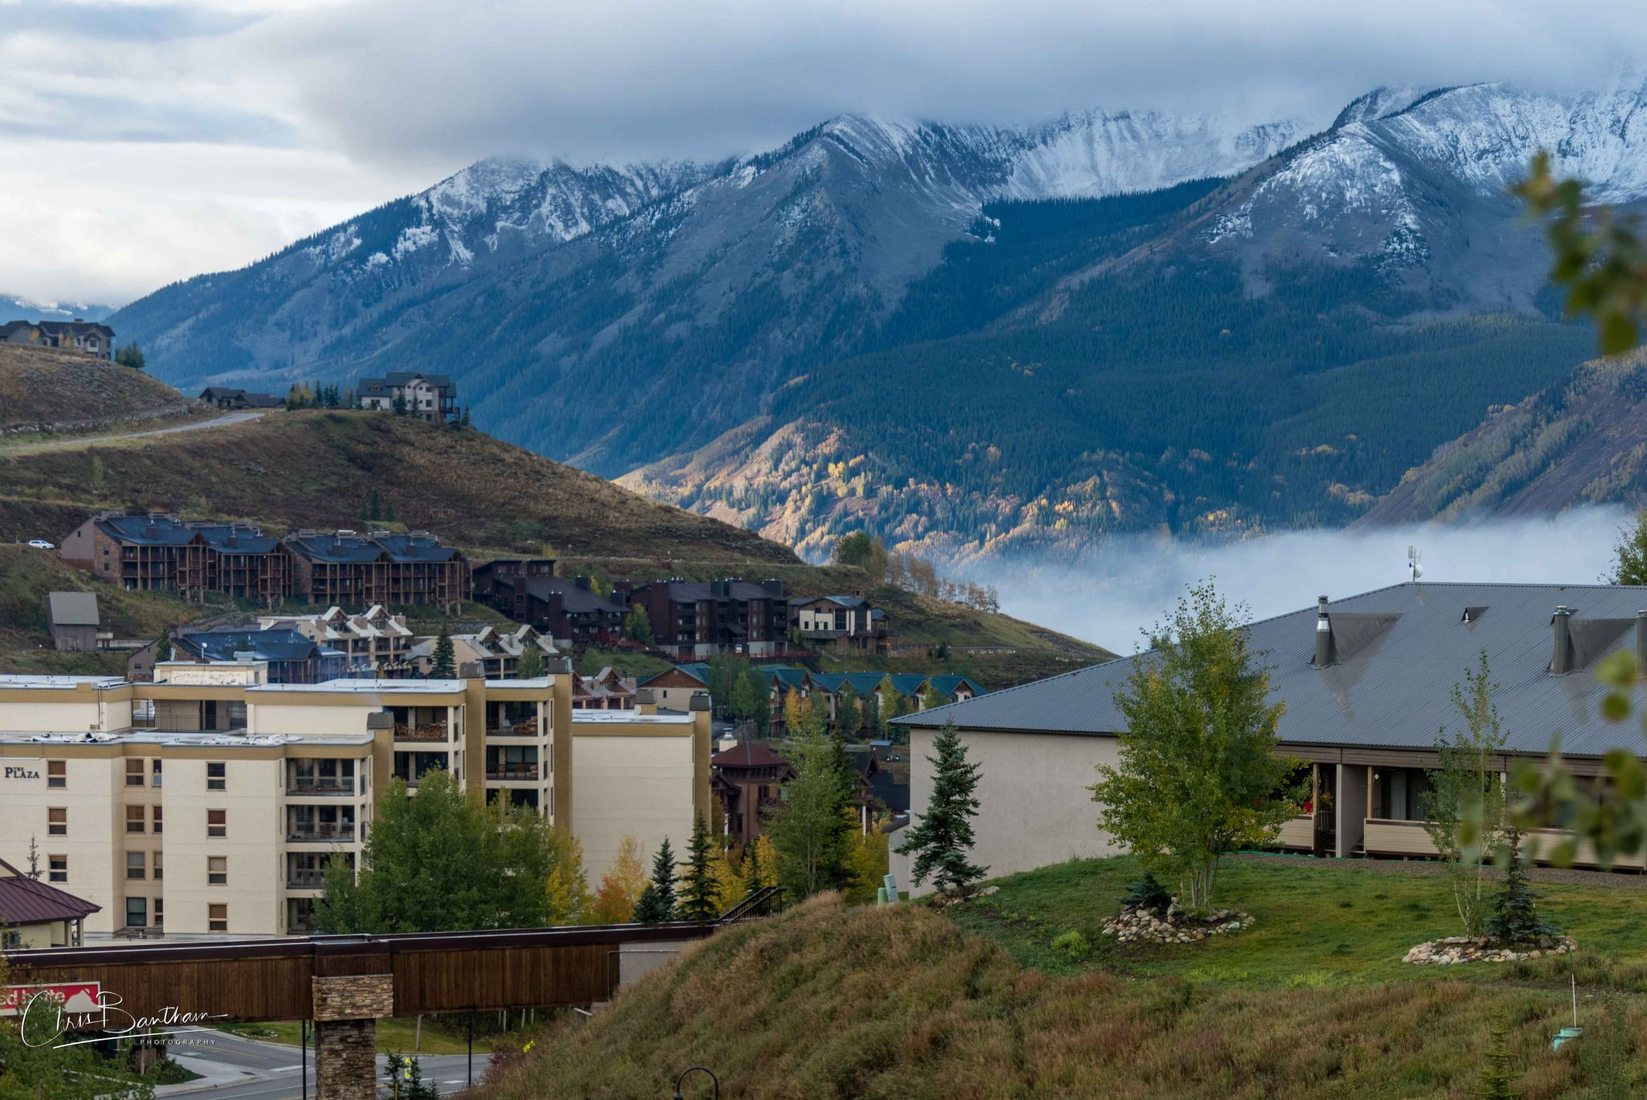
xmin=2 ymin=411 xmax=264 ymax=454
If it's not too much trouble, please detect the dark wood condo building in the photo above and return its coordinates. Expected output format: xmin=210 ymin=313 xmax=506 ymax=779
xmin=61 ymin=513 xmax=291 ymax=603
xmin=282 ymin=530 xmax=470 ymax=613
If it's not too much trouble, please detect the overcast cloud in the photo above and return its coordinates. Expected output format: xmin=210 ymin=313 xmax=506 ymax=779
xmin=5 ymin=0 xmax=1647 ymax=303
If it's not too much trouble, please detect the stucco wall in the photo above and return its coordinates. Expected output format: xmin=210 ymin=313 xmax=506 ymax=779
xmin=907 ymin=727 xmax=1124 ymax=894
xmin=571 ymin=732 xmax=697 ymax=883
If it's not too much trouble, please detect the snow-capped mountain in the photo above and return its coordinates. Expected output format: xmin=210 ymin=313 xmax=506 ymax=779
xmin=110 ymin=74 xmax=1647 ymax=561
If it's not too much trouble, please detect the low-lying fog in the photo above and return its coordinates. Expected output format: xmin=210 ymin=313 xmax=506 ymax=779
xmin=982 ymin=507 xmax=1635 ymax=656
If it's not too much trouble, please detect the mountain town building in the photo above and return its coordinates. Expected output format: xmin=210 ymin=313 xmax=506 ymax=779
xmin=357 ymin=372 xmax=458 ymax=423
xmin=60 ymin=513 xmax=291 ymax=603
xmin=626 ymin=579 xmax=789 ymax=659
xmin=0 ymin=319 xmax=115 ymax=359
xmin=899 ymin=582 xmax=1647 ymax=891
xmin=0 ymin=665 xmax=709 ymax=939
xmin=474 ymin=560 xmax=628 ymax=648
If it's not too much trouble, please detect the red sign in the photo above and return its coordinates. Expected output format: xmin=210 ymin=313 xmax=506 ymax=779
xmin=1 ymin=982 xmax=102 ymax=1019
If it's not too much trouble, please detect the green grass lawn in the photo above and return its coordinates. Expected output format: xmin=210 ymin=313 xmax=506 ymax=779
xmin=946 ymin=854 xmax=1647 ymax=993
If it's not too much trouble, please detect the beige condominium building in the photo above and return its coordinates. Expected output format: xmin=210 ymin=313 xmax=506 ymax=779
xmin=0 ymin=667 xmax=708 ymax=939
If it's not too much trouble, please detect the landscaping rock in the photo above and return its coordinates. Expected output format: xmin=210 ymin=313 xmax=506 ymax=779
xmin=1100 ymin=902 xmax=1252 ymax=945
xmin=1402 ymin=935 xmax=1575 ymax=966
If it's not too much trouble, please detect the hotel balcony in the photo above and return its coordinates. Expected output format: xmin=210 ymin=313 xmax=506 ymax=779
xmin=486 ymin=764 xmax=541 ymax=782
xmin=393 ymin=722 xmax=449 ymax=743
xmin=286 ymin=825 xmax=356 ymax=843
xmin=487 ymin=719 xmax=540 ymax=738
xmin=287 ymin=870 xmax=327 ymax=889
xmin=285 ymin=777 xmax=355 ymax=797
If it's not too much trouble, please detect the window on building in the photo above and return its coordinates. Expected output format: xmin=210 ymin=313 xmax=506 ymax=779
xmin=208 ymin=904 xmax=228 ymax=933
xmin=152 ymin=805 xmax=162 ymax=834
xmin=125 ymin=897 xmax=147 ymax=929
xmin=151 ymin=758 xmax=163 ymax=787
xmin=126 ymin=852 xmax=146 ymax=880
xmin=47 ymin=807 xmax=66 ymax=836
xmin=46 ymin=760 xmax=65 ymax=789
xmin=208 ymin=856 xmax=227 ymax=885
xmin=125 ymin=759 xmax=145 ymax=787
xmin=2 ymin=930 xmax=19 ymax=949
xmin=154 ymin=852 xmax=163 ymax=881
xmin=153 ymin=898 xmax=164 ymax=928
xmin=207 ymin=809 xmax=226 ymax=838
xmin=125 ymin=805 xmax=145 ymax=833
xmin=206 ymin=761 xmax=226 ymax=791
xmin=47 ymin=855 xmax=66 ymax=883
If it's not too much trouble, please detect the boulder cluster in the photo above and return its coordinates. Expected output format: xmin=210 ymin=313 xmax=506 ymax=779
xmin=1403 ymin=935 xmax=1576 ymax=965
xmin=1101 ymin=902 xmax=1252 ymax=945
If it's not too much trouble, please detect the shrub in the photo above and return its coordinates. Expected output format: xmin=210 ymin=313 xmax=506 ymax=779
xmin=1050 ymin=930 xmax=1091 ymax=963
xmin=1119 ymin=873 xmax=1172 ymax=915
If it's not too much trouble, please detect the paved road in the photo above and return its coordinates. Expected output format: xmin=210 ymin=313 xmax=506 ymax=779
xmin=158 ymin=1029 xmax=491 ymax=1098
xmin=5 ymin=411 xmax=264 ymax=454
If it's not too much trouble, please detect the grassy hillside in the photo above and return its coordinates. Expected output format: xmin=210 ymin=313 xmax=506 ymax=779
xmin=0 ymin=401 xmax=1108 ymax=681
xmin=0 ymin=545 xmax=209 ymax=674
xmin=484 ymin=871 xmax=1640 ymax=1099
xmin=0 ymin=345 xmax=202 ymax=437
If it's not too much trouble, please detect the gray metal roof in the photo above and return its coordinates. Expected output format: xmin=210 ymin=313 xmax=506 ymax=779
xmin=898 ymin=582 xmax=1647 ymax=760
xmin=46 ymin=592 xmax=98 ymax=627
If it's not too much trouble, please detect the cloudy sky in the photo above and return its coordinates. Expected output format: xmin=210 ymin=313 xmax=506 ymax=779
xmin=5 ymin=0 xmax=1647 ymax=306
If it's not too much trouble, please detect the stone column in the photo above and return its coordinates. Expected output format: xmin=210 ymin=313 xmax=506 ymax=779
xmin=312 ymin=974 xmax=393 ymax=1100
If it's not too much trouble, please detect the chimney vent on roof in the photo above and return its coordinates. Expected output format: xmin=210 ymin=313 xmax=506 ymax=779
xmin=1312 ymin=595 xmax=1333 ymax=667
xmin=1552 ymin=606 xmax=1574 ymax=675
xmin=1636 ymin=610 xmax=1647 ymax=678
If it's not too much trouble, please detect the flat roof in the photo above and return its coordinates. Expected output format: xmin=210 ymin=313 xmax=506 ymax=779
xmin=247 ymin=678 xmax=467 ymax=695
xmin=0 ymin=729 xmax=373 ymax=747
xmin=0 ymin=674 xmax=125 ymax=690
xmin=571 ymin=709 xmax=693 ymax=726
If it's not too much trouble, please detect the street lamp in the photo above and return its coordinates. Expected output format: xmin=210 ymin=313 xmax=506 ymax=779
xmin=673 ymin=1065 xmax=721 ymax=1099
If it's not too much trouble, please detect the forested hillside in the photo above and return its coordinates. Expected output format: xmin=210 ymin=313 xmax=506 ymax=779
xmin=1363 ymin=352 xmax=1647 ymax=524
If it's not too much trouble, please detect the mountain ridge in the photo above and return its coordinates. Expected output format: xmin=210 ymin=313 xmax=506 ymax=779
xmin=110 ymin=75 xmax=1647 ymax=563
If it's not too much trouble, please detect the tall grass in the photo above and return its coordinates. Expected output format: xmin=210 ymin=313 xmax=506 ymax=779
xmin=483 ymin=892 xmax=1633 ymax=1098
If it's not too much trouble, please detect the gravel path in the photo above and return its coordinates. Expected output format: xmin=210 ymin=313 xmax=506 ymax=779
xmin=4 ymin=411 xmax=263 ymax=454
xmin=1232 ymin=851 xmax=1647 ymax=889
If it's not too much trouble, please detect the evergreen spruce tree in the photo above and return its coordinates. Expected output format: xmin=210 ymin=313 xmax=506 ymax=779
xmin=430 ymin=627 xmax=456 ymax=679
xmin=677 ymin=815 xmax=720 ymax=921
xmin=1485 ymin=824 xmax=1556 ymax=945
xmin=897 ymin=721 xmax=988 ymax=896
xmin=768 ymin=707 xmax=855 ymax=899
xmin=836 ymin=687 xmax=860 ymax=738
xmin=1476 ymin=1021 xmax=1521 ymax=1099
xmin=632 ymin=838 xmax=677 ymax=923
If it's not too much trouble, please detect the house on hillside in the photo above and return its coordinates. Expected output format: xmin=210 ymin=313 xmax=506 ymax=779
xmin=46 ymin=592 xmax=101 ymax=652
xmin=0 ymin=319 xmax=115 ymax=359
xmin=574 ymin=667 xmax=637 ymax=710
xmin=789 ymin=595 xmax=890 ymax=653
xmin=199 ymin=387 xmax=282 ymax=410
xmin=0 ymin=857 xmax=100 ymax=948
xmin=474 ymin=560 xmax=628 ymax=648
xmin=358 ymin=372 xmax=458 ymax=423
xmin=898 ymin=582 xmax=1647 ymax=892
xmin=626 ymin=578 xmax=788 ymax=659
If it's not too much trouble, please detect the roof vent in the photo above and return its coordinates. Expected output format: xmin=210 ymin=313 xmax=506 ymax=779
xmin=1312 ymin=595 xmax=1333 ymax=667
xmin=1461 ymin=606 xmax=1488 ymax=624
xmin=1552 ymin=606 xmax=1574 ymax=675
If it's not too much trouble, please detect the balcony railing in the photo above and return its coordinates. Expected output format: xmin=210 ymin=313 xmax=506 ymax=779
xmin=286 ymin=826 xmax=355 ymax=843
xmin=287 ymin=871 xmax=327 ymax=889
xmin=486 ymin=765 xmax=540 ymax=782
xmin=394 ymin=723 xmax=449 ymax=743
xmin=487 ymin=720 xmax=539 ymax=737
xmin=286 ymin=778 xmax=355 ymax=796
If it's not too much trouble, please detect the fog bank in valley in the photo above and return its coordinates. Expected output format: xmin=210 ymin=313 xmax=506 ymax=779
xmin=981 ymin=508 xmax=1635 ymax=656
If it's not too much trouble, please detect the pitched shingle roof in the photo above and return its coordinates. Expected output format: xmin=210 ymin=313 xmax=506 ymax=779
xmin=899 ymin=582 xmax=1647 ymax=759
xmin=47 ymin=592 xmax=98 ymax=628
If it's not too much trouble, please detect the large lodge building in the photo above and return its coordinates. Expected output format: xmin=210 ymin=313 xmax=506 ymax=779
xmin=61 ymin=514 xmax=471 ymax=611
xmin=0 ymin=665 xmax=708 ymax=939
